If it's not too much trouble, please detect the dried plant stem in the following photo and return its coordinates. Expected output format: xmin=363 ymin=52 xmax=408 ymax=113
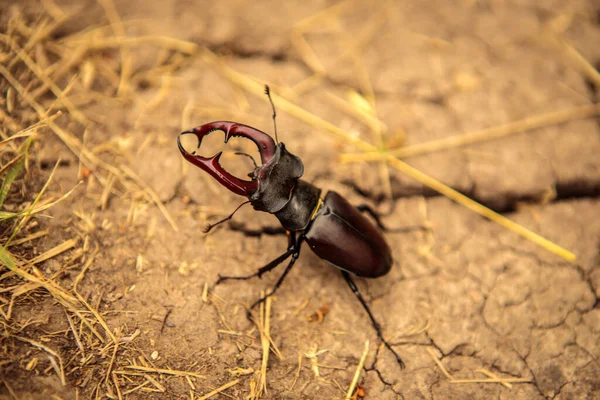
xmin=0 ymin=113 xmax=60 ymax=146
xmin=554 ymin=38 xmax=600 ymax=88
xmin=73 ymin=249 xmax=115 ymax=343
xmin=340 ymin=103 xmax=600 ymax=161
xmin=257 ymin=293 xmax=272 ymax=396
xmin=450 ymin=378 xmax=531 ymax=384
xmin=197 ymin=379 xmax=240 ymax=400
xmin=2 ymin=380 xmax=18 ymax=399
xmin=427 ymin=347 xmax=454 ymax=380
xmin=15 ymin=336 xmax=66 ymax=385
xmin=119 ymin=365 xmax=206 ymax=379
xmin=384 ymin=156 xmax=576 ymax=261
xmin=29 ymin=239 xmax=77 ymax=265
xmin=345 ymin=340 xmax=369 ymax=400
xmin=98 ymin=0 xmax=130 ymax=96
xmin=476 ymin=368 xmax=512 ymax=388
xmin=65 ymin=310 xmax=85 ymax=355
xmin=63 ymin=35 xmax=198 ymax=54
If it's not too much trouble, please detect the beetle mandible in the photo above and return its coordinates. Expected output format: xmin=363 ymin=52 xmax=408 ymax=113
xmin=177 ymin=86 xmax=405 ymax=368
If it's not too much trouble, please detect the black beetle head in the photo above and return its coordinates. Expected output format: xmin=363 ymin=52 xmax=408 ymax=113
xmin=249 ymin=143 xmax=304 ymax=213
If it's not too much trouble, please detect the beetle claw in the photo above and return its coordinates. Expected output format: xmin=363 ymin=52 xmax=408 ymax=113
xmin=178 ymin=121 xmax=276 ymax=197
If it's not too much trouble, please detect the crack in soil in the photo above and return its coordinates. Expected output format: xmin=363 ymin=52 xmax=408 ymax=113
xmin=364 ymin=347 xmax=403 ymax=397
xmin=347 ymin=174 xmax=600 ymax=214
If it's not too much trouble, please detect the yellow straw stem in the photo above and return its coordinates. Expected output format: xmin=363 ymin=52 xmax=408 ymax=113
xmin=385 ymin=157 xmax=575 ymax=262
xmin=340 ymin=103 xmax=600 ymax=162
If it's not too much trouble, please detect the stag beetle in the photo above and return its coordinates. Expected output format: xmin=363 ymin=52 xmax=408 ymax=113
xmin=177 ymin=87 xmax=405 ymax=368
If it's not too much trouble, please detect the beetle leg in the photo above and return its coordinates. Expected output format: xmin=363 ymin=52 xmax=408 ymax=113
xmin=341 ymin=271 xmax=406 ymax=369
xmin=228 ymin=221 xmax=287 ymax=237
xmin=357 ymin=204 xmax=429 ymax=234
xmin=203 ymin=200 xmax=250 ymax=233
xmin=249 ymin=234 xmax=305 ymax=310
xmin=356 ymin=204 xmax=387 ymax=231
xmin=216 ymin=232 xmax=296 ymax=284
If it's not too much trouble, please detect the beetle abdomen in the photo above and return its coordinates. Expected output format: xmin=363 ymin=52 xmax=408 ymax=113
xmin=305 ymin=191 xmax=393 ymax=278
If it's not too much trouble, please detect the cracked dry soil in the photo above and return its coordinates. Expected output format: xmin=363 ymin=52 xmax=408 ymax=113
xmin=3 ymin=0 xmax=600 ymax=399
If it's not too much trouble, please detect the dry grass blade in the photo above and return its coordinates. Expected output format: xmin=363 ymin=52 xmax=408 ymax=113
xmin=105 ymin=341 xmax=120 ymax=387
xmin=0 ymin=246 xmax=79 ymax=307
xmin=5 ymin=229 xmax=48 ymax=247
xmin=15 ymin=336 xmax=66 ymax=385
xmin=287 ymin=352 xmax=302 ymax=392
xmin=2 ymin=380 xmax=18 ymax=399
xmin=323 ymin=90 xmax=387 ymax=132
xmin=292 ymin=0 xmax=355 ymax=74
xmin=475 ymin=369 xmax=511 ymax=388
xmin=197 ymin=379 xmax=240 ymax=400
xmin=258 ymin=294 xmax=272 ymax=396
xmin=120 ymin=365 xmax=206 ymax=379
xmin=22 ymin=10 xmax=74 ymax=50
xmin=63 ymin=35 xmax=198 ymax=54
xmin=29 ymin=238 xmax=77 ymax=265
xmin=0 ymin=111 xmax=59 ymax=145
xmin=340 ymin=104 xmax=600 ymax=161
xmin=143 ymin=374 xmax=166 ymax=392
xmin=550 ymin=34 xmax=600 ymax=87
xmin=345 ymin=340 xmax=369 ymax=400
xmin=445 ymin=368 xmax=531 ymax=386
xmin=427 ymin=347 xmax=454 ymax=380
xmin=112 ymin=373 xmax=123 ymax=400
xmin=65 ymin=310 xmax=85 ymax=355
xmin=200 ymin=48 xmax=373 ymax=151
xmin=72 ymin=249 xmax=115 ymax=343
xmin=385 ymin=156 xmax=576 ymax=261
xmin=41 ymin=0 xmax=67 ymax=20
xmin=0 ymin=181 xmax=81 ymax=223
xmin=98 ymin=0 xmax=130 ymax=96
xmin=449 ymin=378 xmax=532 ymax=384
xmin=0 ymin=248 xmax=99 ymax=329
xmin=120 ymin=381 xmax=150 ymax=396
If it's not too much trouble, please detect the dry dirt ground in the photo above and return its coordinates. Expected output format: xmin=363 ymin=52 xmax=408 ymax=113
xmin=2 ymin=0 xmax=600 ymax=399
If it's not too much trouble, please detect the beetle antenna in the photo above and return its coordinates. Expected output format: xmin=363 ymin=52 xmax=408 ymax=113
xmin=203 ymin=201 xmax=251 ymax=233
xmin=235 ymin=151 xmax=258 ymax=168
xmin=264 ymin=85 xmax=279 ymax=144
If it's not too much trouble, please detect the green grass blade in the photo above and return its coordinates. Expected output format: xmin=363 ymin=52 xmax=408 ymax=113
xmin=0 ymin=138 xmax=32 ymax=207
xmin=0 ymin=243 xmax=17 ymax=270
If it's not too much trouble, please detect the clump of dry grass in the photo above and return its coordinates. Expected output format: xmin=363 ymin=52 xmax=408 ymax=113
xmin=0 ymin=2 xmax=207 ymax=398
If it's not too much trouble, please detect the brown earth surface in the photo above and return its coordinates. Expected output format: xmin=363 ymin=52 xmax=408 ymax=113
xmin=1 ymin=0 xmax=600 ymax=399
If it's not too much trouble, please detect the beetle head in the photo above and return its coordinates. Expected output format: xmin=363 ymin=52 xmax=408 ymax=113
xmin=248 ymin=142 xmax=304 ymax=213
